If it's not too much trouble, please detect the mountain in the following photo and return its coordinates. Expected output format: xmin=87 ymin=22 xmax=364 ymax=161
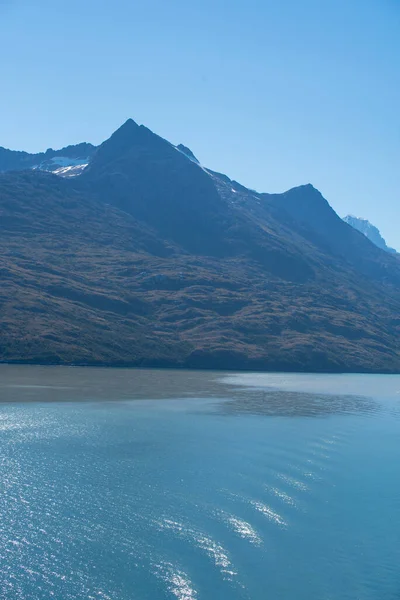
xmin=0 ymin=119 xmax=399 ymax=372
xmin=0 ymin=142 xmax=96 ymax=175
xmin=343 ymin=215 xmax=397 ymax=254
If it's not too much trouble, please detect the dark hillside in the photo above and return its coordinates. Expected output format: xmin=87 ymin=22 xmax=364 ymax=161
xmin=0 ymin=121 xmax=399 ymax=372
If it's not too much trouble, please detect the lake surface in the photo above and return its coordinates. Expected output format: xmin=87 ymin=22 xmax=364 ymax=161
xmin=0 ymin=366 xmax=399 ymax=600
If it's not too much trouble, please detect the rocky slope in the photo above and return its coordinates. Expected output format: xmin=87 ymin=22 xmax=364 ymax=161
xmin=0 ymin=120 xmax=399 ymax=372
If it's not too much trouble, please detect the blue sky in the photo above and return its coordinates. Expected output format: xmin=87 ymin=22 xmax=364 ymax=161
xmin=0 ymin=0 xmax=399 ymax=248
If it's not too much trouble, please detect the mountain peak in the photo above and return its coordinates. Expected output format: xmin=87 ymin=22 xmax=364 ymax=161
xmin=88 ymin=120 xmax=200 ymax=177
xmin=281 ymin=183 xmax=328 ymax=209
xmin=176 ymin=144 xmax=200 ymax=164
xmin=288 ymin=183 xmax=321 ymax=196
xmin=109 ymin=118 xmax=140 ymax=140
xmin=87 ymin=119 xmax=147 ymax=170
xmin=118 ymin=117 xmax=139 ymax=130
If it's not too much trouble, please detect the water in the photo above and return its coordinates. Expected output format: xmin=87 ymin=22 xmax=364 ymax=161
xmin=0 ymin=366 xmax=399 ymax=600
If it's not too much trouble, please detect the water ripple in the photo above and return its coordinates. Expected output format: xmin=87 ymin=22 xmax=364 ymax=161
xmin=221 ymin=514 xmax=263 ymax=546
xmin=268 ymin=486 xmax=298 ymax=508
xmin=157 ymin=518 xmax=237 ymax=581
xmin=250 ymin=501 xmax=288 ymax=527
xmin=154 ymin=562 xmax=197 ymax=600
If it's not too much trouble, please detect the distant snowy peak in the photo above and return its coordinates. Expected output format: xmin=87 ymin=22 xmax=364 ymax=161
xmin=343 ymin=215 xmax=396 ymax=254
xmin=36 ymin=156 xmax=89 ymax=177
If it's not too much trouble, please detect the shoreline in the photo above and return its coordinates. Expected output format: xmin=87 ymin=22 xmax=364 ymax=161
xmin=0 ymin=360 xmax=398 ymax=376
xmin=0 ymin=365 xmax=398 ymax=406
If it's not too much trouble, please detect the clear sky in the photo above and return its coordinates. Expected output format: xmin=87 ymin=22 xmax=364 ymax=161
xmin=0 ymin=0 xmax=399 ymax=249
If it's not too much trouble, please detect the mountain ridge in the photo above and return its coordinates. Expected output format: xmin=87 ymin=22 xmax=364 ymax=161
xmin=0 ymin=142 xmax=96 ymax=173
xmin=0 ymin=120 xmax=399 ymax=372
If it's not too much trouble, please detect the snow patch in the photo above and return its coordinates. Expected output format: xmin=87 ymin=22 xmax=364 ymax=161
xmin=52 ymin=164 xmax=88 ymax=177
xmin=35 ymin=156 xmax=89 ymax=177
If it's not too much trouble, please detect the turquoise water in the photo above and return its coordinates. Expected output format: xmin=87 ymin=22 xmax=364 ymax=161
xmin=0 ymin=367 xmax=399 ymax=600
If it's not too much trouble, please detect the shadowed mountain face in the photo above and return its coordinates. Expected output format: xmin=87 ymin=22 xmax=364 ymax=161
xmin=0 ymin=120 xmax=399 ymax=372
xmin=82 ymin=120 xmax=230 ymax=255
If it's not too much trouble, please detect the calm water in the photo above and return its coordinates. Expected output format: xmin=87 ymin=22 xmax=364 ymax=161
xmin=0 ymin=367 xmax=399 ymax=600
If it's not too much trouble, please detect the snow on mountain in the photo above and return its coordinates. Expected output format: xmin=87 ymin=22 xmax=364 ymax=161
xmin=35 ymin=156 xmax=89 ymax=177
xmin=52 ymin=163 xmax=89 ymax=177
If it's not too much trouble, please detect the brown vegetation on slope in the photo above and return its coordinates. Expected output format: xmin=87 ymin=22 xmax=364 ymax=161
xmin=0 ymin=121 xmax=399 ymax=372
